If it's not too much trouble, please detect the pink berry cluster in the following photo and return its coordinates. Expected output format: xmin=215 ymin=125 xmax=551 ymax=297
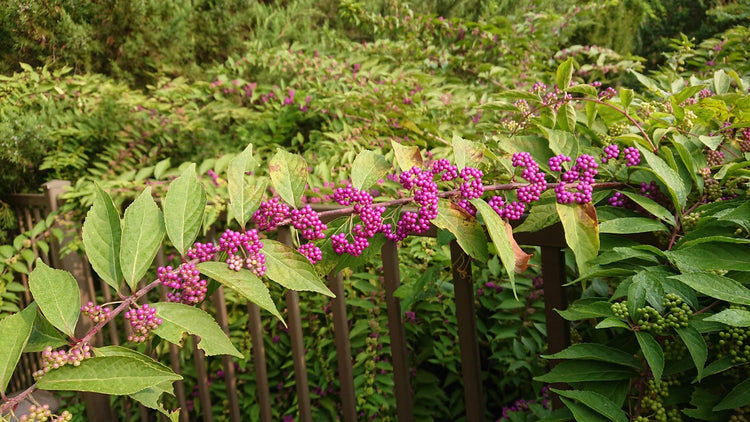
xmin=19 ymin=405 xmax=72 ymax=422
xmin=219 ymin=229 xmax=266 ymax=277
xmin=553 ymin=154 xmax=598 ymax=204
xmin=290 ymin=205 xmax=328 ymax=264
xmin=187 ymin=242 xmax=217 ymax=262
xmin=488 ymin=196 xmax=526 ymax=220
xmin=32 ymin=345 xmax=92 ymax=380
xmin=512 ymin=152 xmax=548 ymax=203
xmin=124 ymin=304 xmax=162 ymax=343
xmin=331 ymin=185 xmax=385 ymax=256
xmin=252 ymin=198 xmax=291 ymax=231
xmin=706 ymin=149 xmax=726 ymax=166
xmin=81 ymin=301 xmax=112 ymax=323
xmin=600 ymin=144 xmax=640 ymax=167
xmin=157 ymin=263 xmax=208 ymax=305
xmin=601 ymin=144 xmax=619 ymax=163
xmin=380 ymin=166 xmax=441 ymax=242
xmin=740 ymin=128 xmax=750 ymax=152
xmin=598 ymin=86 xmax=617 ymax=100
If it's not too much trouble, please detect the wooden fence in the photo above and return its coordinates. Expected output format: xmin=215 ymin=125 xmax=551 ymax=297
xmin=4 ymin=181 xmax=572 ymax=422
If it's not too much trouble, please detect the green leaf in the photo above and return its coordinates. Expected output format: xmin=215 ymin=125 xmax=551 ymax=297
xmin=556 ymin=102 xmax=577 ymax=131
xmin=268 ymin=149 xmax=307 ymax=208
xmin=714 ymin=378 xmax=750 ymax=411
xmin=632 ymin=270 xmax=666 ymax=312
xmin=619 ymin=191 xmax=676 ymax=226
xmin=151 ymin=302 xmax=243 ymax=358
xmin=556 ymin=203 xmax=599 ymax=274
xmin=545 ymin=129 xmax=579 ymax=159
xmin=675 ymin=326 xmax=707 ymax=381
xmin=635 ymin=331 xmax=664 ymax=384
xmin=514 ymin=200 xmax=559 ymax=233
xmin=227 ymin=144 xmax=263 ymax=229
xmin=153 ymin=158 xmax=171 ymax=180
xmin=391 ymin=141 xmax=423 ymax=171
xmin=37 ymin=356 xmax=181 ymax=395
xmin=667 ymin=243 xmax=750 ymax=272
xmin=94 ymin=345 xmax=175 ymax=374
xmin=541 ymin=343 xmax=641 ymax=369
xmin=197 ymin=262 xmax=283 ymax=322
xmin=556 ymin=300 xmax=613 ymax=321
xmin=120 ymin=187 xmax=165 ymax=291
xmin=620 ymin=88 xmax=633 ymax=111
xmin=595 ymin=317 xmax=631 ymax=329
xmin=585 ymin=101 xmax=598 ymax=128
xmin=559 ymin=398 xmax=609 ymax=422
xmin=635 ymin=145 xmax=687 ymax=210
xmin=29 ymin=259 xmax=80 ymax=337
xmin=627 ymin=279 xmax=646 ymax=318
xmin=81 ymin=184 xmax=122 ymax=291
xmin=263 ymin=240 xmax=334 ymax=297
xmin=714 ymin=69 xmax=731 ymax=94
xmin=534 ymin=360 xmax=635 ymax=383
xmin=0 ymin=304 xmax=36 ymax=395
xmin=432 ymin=200 xmax=488 ymax=262
xmin=698 ymin=135 xmax=723 ymax=150
xmin=552 ymin=389 xmax=628 ymax=422
xmin=566 ymin=84 xmax=598 ymax=97
xmin=704 ymin=308 xmax=750 ymax=327
xmin=24 ymin=304 xmax=68 ymax=352
xmin=556 ymin=58 xmax=574 ymax=91
xmin=351 ymin=151 xmax=391 ymax=191
xmin=599 ymin=217 xmax=667 ymax=234
xmin=452 ymin=135 xmax=484 ymax=170
xmin=672 ymin=272 xmax=750 ymax=305
xmin=164 ymin=164 xmax=206 ymax=257
xmin=471 ymin=198 xmax=520 ymax=295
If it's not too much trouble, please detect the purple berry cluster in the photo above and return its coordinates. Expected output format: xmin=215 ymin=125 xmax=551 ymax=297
xmin=32 ymin=344 xmax=92 ymax=380
xmin=81 ymin=301 xmax=112 ymax=323
xmin=598 ymin=86 xmax=617 ymax=100
xmin=252 ymin=198 xmax=291 ymax=231
xmin=601 ymin=144 xmax=620 ymax=163
xmin=512 ymin=152 xmax=547 ymax=203
xmin=291 ymin=205 xmax=328 ymax=240
xmin=380 ymin=166 xmax=439 ymax=242
xmin=124 ymin=304 xmax=163 ymax=343
xmin=298 ymin=242 xmax=323 ymax=264
xmin=158 ymin=263 xmax=208 ymax=305
xmin=740 ymin=128 xmax=750 ymax=153
xmin=219 ymin=229 xmax=266 ymax=277
xmin=187 ymin=242 xmax=217 ymax=262
xmin=488 ymin=196 xmax=525 ymax=220
xmin=554 ymin=154 xmax=598 ymax=204
xmin=548 ymin=154 xmax=571 ymax=172
xmin=623 ymin=146 xmax=641 ymax=166
xmin=706 ymin=149 xmax=725 ymax=166
xmin=331 ymin=185 xmax=385 ymax=256
xmin=459 ymin=167 xmax=485 ymax=199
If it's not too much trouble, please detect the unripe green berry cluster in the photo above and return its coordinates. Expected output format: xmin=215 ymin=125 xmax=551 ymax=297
xmin=637 ymin=294 xmax=692 ymax=333
xmin=18 ymin=405 xmax=72 ymax=422
xmin=681 ymin=210 xmax=704 ymax=230
xmin=717 ymin=307 xmax=750 ymax=364
xmin=608 ymin=122 xmax=629 ymax=137
xmin=611 ymin=301 xmax=628 ymax=319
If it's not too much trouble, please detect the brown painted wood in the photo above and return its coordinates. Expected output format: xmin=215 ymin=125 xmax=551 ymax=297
xmin=328 ymin=272 xmax=357 ymax=422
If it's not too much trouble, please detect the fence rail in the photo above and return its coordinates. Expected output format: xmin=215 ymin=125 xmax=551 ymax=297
xmin=4 ymin=182 xmax=572 ymax=422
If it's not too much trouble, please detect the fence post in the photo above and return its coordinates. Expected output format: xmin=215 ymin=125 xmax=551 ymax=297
xmin=540 ymin=246 xmax=570 ymax=409
xmin=328 ymin=272 xmax=357 ymax=422
xmin=381 ymin=240 xmax=414 ymax=422
xmin=450 ymin=240 xmax=484 ymax=422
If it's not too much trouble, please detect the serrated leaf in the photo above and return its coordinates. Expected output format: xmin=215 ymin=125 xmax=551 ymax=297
xmin=29 ymin=259 xmax=80 ymax=337
xmin=620 ymin=88 xmax=634 ymax=111
xmin=619 ymin=191 xmax=676 ymax=226
xmin=391 ymin=141 xmax=423 ymax=171
xmin=151 ymin=302 xmax=243 ymax=358
xmin=667 ymin=243 xmax=750 ymax=272
xmin=351 ymin=151 xmax=391 ymax=191
xmin=120 ymin=187 xmax=165 ymax=291
xmin=632 ymin=270 xmax=666 ymax=312
xmin=472 ymin=198 xmax=525 ymax=296
xmin=23 ymin=304 xmax=68 ymax=352
xmin=37 ymin=356 xmax=181 ymax=395
xmin=432 ymin=200 xmax=488 ymax=262
xmin=635 ymin=331 xmax=664 ymax=384
xmin=704 ymin=308 xmax=750 ymax=327
xmin=268 ymin=149 xmax=307 ymax=208
xmin=556 ymin=203 xmax=599 ymax=275
xmin=154 ymin=158 xmax=171 ymax=180
xmin=556 ymin=58 xmax=574 ymax=91
xmin=542 ymin=343 xmax=641 ymax=369
xmin=198 ymin=262 xmax=283 ymax=322
xmin=0 ymin=304 xmax=36 ymax=395
xmin=635 ymin=145 xmax=687 ymax=210
xmin=227 ymin=144 xmax=263 ymax=229
xmin=534 ymin=360 xmax=635 ymax=383
xmin=566 ymin=84 xmax=598 ymax=97
xmin=670 ymin=273 xmax=750 ymax=305
xmin=557 ymin=300 xmax=613 ymax=321
xmin=552 ymin=389 xmax=628 ymax=422
xmin=599 ymin=217 xmax=667 ymax=234
xmin=164 ymin=164 xmax=206 ymax=256
xmin=263 ymin=240 xmax=334 ymax=297
xmin=514 ymin=201 xmax=559 ymax=233
xmin=714 ymin=378 xmax=750 ymax=411
xmin=452 ymin=135 xmax=484 ymax=170
xmin=596 ymin=317 xmax=631 ymax=329
xmin=81 ymin=184 xmax=122 ymax=290
xmin=560 ymin=398 xmax=609 ymax=422
xmin=676 ymin=326 xmax=707 ymax=381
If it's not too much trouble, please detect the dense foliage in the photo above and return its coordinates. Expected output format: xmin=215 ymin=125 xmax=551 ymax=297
xmin=2 ymin=1 xmax=750 ymax=421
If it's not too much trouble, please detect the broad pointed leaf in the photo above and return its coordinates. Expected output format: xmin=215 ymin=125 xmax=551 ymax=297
xmin=676 ymin=326 xmax=707 ymax=381
xmin=714 ymin=378 xmax=750 ymax=411
xmin=120 ymin=187 xmax=165 ymax=291
xmin=534 ymin=360 xmax=635 ymax=383
xmin=670 ymin=273 xmax=750 ymax=305
xmin=24 ymin=305 xmax=68 ymax=352
xmin=81 ymin=184 xmax=122 ymax=290
xmin=452 ymin=135 xmax=484 ymax=170
xmin=471 ymin=198 xmax=522 ymax=296
xmin=29 ymin=259 xmax=80 ymax=337
xmin=432 ymin=200 xmax=488 ymax=262
xmin=560 ymin=398 xmax=609 ymax=422
xmin=557 ymin=202 xmax=599 ymax=274
xmin=268 ymin=149 xmax=307 ymax=208
xmin=263 ymin=240 xmax=334 ymax=297
xmin=151 ymin=302 xmax=243 ymax=358
xmin=704 ymin=308 xmax=750 ymax=327
xmin=351 ymin=151 xmax=391 ymax=191
xmin=391 ymin=141 xmax=423 ymax=171
xmin=197 ymin=262 xmax=283 ymax=322
xmin=227 ymin=144 xmax=262 ymax=229
xmin=542 ymin=343 xmax=641 ymax=369
xmin=556 ymin=58 xmax=574 ymax=91
xmin=619 ymin=191 xmax=676 ymax=226
xmin=164 ymin=164 xmax=206 ymax=256
xmin=635 ymin=145 xmax=687 ymax=210
xmin=635 ymin=331 xmax=664 ymax=384
xmin=552 ymin=389 xmax=628 ymax=422
xmin=36 ymin=356 xmax=181 ymax=395
xmin=0 ymin=304 xmax=36 ymax=395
